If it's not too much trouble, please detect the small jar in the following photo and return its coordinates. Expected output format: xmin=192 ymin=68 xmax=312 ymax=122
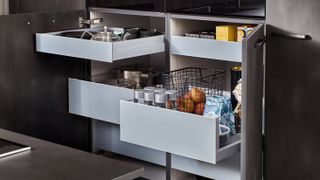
xmin=154 ymin=88 xmax=166 ymax=93
xmin=144 ymin=91 xmax=155 ymax=106
xmin=134 ymin=89 xmax=144 ymax=104
xmin=165 ymin=90 xmax=177 ymax=110
xmin=154 ymin=93 xmax=168 ymax=108
xmin=144 ymin=86 xmax=156 ymax=92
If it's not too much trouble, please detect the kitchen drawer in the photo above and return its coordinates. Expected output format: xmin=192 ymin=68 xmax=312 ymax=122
xmin=69 ymin=78 xmax=134 ymax=124
xmin=36 ymin=29 xmax=165 ymax=63
xmin=120 ymin=100 xmax=241 ymax=164
xmin=171 ymin=36 xmax=242 ymax=62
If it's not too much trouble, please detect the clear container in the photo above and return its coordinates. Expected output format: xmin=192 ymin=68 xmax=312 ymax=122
xmin=154 ymin=93 xmax=168 ymax=108
xmin=134 ymin=89 xmax=144 ymax=104
xmin=165 ymin=90 xmax=177 ymax=110
xmin=144 ymin=91 xmax=155 ymax=106
xmin=144 ymin=86 xmax=156 ymax=92
xmin=154 ymin=88 xmax=166 ymax=93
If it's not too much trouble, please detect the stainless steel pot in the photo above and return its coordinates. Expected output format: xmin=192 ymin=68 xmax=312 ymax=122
xmin=123 ymin=70 xmax=150 ymax=88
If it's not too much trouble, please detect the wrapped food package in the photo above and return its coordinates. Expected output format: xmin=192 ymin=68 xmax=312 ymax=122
xmin=203 ymin=95 xmax=236 ymax=135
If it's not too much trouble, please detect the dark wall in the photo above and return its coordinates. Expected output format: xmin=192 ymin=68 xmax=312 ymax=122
xmin=0 ymin=2 xmax=91 ymax=151
xmin=9 ymin=0 xmax=86 ymax=14
xmin=88 ymin=0 xmax=164 ymax=12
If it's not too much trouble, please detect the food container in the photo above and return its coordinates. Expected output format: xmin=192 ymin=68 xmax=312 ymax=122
xmin=144 ymin=86 xmax=156 ymax=92
xmin=237 ymin=26 xmax=247 ymax=42
xmin=219 ymin=124 xmax=231 ymax=147
xmin=154 ymin=88 xmax=166 ymax=93
xmin=134 ymin=89 xmax=144 ymax=104
xmin=144 ymin=91 xmax=155 ymax=106
xmin=165 ymin=90 xmax=177 ymax=110
xmin=216 ymin=25 xmax=236 ymax=41
xmin=154 ymin=93 xmax=168 ymax=108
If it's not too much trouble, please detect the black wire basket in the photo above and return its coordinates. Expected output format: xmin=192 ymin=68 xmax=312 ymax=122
xmin=162 ymin=67 xmax=226 ymax=98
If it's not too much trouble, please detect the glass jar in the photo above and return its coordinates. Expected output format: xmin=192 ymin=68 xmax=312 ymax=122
xmin=144 ymin=91 xmax=155 ymax=106
xmin=154 ymin=88 xmax=166 ymax=93
xmin=134 ymin=89 xmax=144 ymax=104
xmin=165 ymin=90 xmax=177 ymax=110
xmin=154 ymin=93 xmax=168 ymax=108
xmin=144 ymin=86 xmax=156 ymax=91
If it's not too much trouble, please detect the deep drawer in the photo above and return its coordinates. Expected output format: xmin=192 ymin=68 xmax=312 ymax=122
xmin=69 ymin=78 xmax=134 ymax=124
xmin=120 ymin=100 xmax=240 ymax=164
xmin=36 ymin=28 xmax=165 ymax=62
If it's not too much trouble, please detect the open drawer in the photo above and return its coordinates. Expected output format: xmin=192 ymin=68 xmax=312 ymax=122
xmin=69 ymin=78 xmax=134 ymax=124
xmin=171 ymin=36 xmax=242 ymax=62
xmin=120 ymin=100 xmax=241 ymax=164
xmin=36 ymin=28 xmax=165 ymax=63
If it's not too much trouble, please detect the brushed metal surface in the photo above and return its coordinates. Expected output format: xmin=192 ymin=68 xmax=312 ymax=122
xmin=0 ymin=11 xmax=91 ymax=151
xmin=266 ymin=0 xmax=320 ymax=180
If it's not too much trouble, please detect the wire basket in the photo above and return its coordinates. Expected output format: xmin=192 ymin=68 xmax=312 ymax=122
xmin=162 ymin=67 xmax=226 ymax=98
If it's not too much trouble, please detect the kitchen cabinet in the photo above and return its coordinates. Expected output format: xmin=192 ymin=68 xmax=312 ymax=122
xmin=36 ymin=7 xmax=264 ymax=180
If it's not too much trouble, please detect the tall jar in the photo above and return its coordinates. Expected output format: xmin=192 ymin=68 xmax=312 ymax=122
xmin=154 ymin=93 xmax=168 ymax=108
xmin=144 ymin=91 xmax=155 ymax=106
xmin=134 ymin=89 xmax=144 ymax=104
xmin=165 ymin=90 xmax=177 ymax=110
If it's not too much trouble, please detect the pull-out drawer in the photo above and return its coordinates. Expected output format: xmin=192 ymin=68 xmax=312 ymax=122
xmin=69 ymin=78 xmax=134 ymax=124
xmin=36 ymin=28 xmax=165 ymax=63
xmin=171 ymin=36 xmax=242 ymax=62
xmin=120 ymin=100 xmax=240 ymax=164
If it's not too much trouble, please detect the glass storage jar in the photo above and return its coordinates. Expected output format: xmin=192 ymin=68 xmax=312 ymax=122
xmin=154 ymin=93 xmax=168 ymax=108
xmin=144 ymin=91 xmax=155 ymax=106
xmin=165 ymin=90 xmax=177 ymax=110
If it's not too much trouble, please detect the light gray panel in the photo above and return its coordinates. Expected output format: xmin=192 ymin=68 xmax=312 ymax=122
xmin=112 ymin=35 xmax=165 ymax=60
xmin=120 ymin=100 xmax=218 ymax=164
xmin=172 ymin=153 xmax=240 ymax=180
xmin=241 ymin=24 xmax=264 ymax=180
xmin=36 ymin=30 xmax=113 ymax=62
xmin=36 ymin=29 xmax=165 ymax=63
xmin=69 ymin=79 xmax=134 ymax=124
xmin=171 ymin=36 xmax=242 ymax=62
xmin=94 ymin=121 xmax=240 ymax=180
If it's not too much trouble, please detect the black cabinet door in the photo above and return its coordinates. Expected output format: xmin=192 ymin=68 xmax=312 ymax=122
xmin=241 ymin=24 xmax=264 ymax=180
xmin=266 ymin=0 xmax=320 ymax=179
xmin=9 ymin=0 xmax=86 ymax=14
xmin=165 ymin=0 xmax=265 ymax=17
xmin=0 ymin=10 xmax=91 ymax=151
xmin=87 ymin=0 xmax=164 ymax=12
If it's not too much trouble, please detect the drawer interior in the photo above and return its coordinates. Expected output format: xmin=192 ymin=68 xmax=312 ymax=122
xmin=170 ymin=17 xmax=258 ymax=62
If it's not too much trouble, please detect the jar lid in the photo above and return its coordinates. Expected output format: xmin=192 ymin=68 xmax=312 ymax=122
xmin=144 ymin=86 xmax=156 ymax=91
xmin=134 ymin=89 xmax=144 ymax=99
xmin=165 ymin=90 xmax=177 ymax=100
xmin=154 ymin=88 xmax=166 ymax=93
xmin=155 ymin=93 xmax=168 ymax=103
xmin=144 ymin=91 xmax=154 ymax=102
xmin=232 ymin=66 xmax=241 ymax=71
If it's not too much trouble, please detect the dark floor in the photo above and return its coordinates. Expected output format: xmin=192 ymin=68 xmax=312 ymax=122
xmin=96 ymin=150 xmax=213 ymax=180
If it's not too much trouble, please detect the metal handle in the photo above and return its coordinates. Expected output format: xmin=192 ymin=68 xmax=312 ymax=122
xmin=271 ymin=32 xmax=312 ymax=40
xmin=254 ymin=38 xmax=266 ymax=48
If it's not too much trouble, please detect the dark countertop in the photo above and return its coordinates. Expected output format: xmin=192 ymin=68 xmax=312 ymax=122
xmin=0 ymin=129 xmax=143 ymax=180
